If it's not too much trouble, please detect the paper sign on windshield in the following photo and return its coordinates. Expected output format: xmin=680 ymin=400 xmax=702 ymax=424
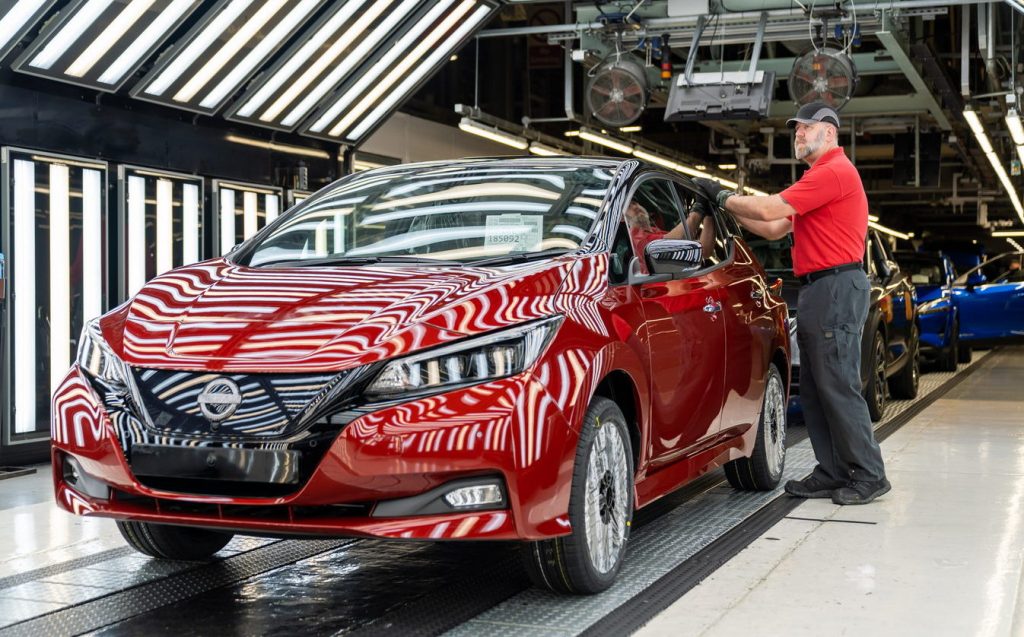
xmin=484 ymin=214 xmax=543 ymax=252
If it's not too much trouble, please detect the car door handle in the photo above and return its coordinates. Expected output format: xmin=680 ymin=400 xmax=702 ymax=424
xmin=750 ymin=289 xmax=764 ymax=300
xmin=703 ymin=301 xmax=722 ymax=313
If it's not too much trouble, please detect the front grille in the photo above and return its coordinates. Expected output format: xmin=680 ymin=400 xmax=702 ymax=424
xmin=130 ymin=368 xmax=347 ymax=439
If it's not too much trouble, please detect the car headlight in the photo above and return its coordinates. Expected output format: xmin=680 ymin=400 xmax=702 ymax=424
xmin=77 ymin=318 xmax=129 ymax=386
xmin=365 ymin=316 xmax=563 ymax=399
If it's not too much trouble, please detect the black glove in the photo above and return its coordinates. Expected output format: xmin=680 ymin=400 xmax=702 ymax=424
xmin=692 ymin=177 xmax=734 ymax=209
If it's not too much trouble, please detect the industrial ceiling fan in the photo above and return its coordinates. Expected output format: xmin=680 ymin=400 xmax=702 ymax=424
xmin=788 ymin=46 xmax=858 ymax=110
xmin=586 ymin=55 xmax=649 ymax=127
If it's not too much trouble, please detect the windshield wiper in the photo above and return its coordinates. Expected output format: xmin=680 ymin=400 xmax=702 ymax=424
xmin=256 ymin=255 xmax=464 ymax=268
xmin=468 ymin=248 xmax=575 ymax=267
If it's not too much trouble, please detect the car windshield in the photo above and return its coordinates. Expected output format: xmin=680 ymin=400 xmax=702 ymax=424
xmin=241 ymin=163 xmax=615 ymax=267
xmin=955 ymin=252 xmax=1024 ymax=285
xmin=897 ymin=256 xmax=945 ymax=286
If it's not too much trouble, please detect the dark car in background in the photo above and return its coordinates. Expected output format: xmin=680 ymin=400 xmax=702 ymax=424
xmin=893 ymin=251 xmax=966 ymax=370
xmin=953 ymin=251 xmax=1024 ymax=346
xmin=748 ymin=228 xmax=919 ymax=422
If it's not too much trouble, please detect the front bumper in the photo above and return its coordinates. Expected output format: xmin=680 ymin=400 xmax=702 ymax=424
xmin=51 ymin=365 xmax=578 ymax=541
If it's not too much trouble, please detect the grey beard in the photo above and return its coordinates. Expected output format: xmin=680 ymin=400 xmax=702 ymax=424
xmin=796 ymin=138 xmax=824 ymax=160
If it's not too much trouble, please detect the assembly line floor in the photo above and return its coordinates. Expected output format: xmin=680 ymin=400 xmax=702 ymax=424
xmin=0 ymin=346 xmax=1021 ymax=636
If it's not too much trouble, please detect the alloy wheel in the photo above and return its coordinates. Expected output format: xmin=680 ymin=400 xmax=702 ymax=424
xmin=763 ymin=371 xmax=787 ymax=478
xmin=873 ymin=335 xmax=886 ymax=413
xmin=584 ymin=420 xmax=630 ymax=575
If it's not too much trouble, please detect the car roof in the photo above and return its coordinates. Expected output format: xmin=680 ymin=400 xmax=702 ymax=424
xmin=361 ymin=156 xmax=629 ymax=175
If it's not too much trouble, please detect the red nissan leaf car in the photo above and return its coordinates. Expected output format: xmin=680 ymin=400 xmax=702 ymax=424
xmin=52 ymin=157 xmax=789 ymax=594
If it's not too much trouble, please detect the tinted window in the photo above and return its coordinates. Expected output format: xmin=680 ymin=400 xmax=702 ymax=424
xmin=243 ymin=164 xmax=614 ymax=266
xmin=622 ymin=178 xmax=687 ymax=274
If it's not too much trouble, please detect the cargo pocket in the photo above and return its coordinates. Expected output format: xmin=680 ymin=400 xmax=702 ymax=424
xmin=824 ymin=323 xmax=860 ymax=368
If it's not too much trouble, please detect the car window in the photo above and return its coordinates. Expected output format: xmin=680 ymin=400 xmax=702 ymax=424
xmin=897 ymin=257 xmax=944 ymax=285
xmin=622 ymin=178 xmax=687 ymax=274
xmin=955 ymin=252 xmax=1024 ymax=285
xmin=673 ymin=183 xmax=727 ymax=269
xmin=242 ymin=164 xmax=614 ymax=266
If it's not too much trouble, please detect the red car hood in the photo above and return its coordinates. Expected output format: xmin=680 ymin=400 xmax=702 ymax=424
xmin=106 ymin=258 xmax=579 ymax=372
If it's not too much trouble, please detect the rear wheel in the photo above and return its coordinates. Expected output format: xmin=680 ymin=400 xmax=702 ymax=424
xmin=725 ymin=363 xmax=786 ymax=490
xmin=116 ymin=521 xmax=233 ymax=561
xmin=864 ymin=331 xmax=887 ymax=422
xmin=522 ymin=396 xmax=633 ymax=595
xmin=938 ymin=320 xmax=959 ymax=372
xmin=889 ymin=325 xmax=920 ymax=399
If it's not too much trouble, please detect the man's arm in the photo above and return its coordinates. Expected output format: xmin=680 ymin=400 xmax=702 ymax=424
xmin=722 ymin=194 xmax=795 ymax=240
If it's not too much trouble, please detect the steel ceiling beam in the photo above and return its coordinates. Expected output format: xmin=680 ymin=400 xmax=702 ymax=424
xmin=874 ymin=12 xmax=952 ymax=130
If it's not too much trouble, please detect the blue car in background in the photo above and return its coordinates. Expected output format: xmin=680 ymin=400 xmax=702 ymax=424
xmin=894 ymin=251 xmax=966 ymax=370
xmin=953 ymin=251 xmax=1024 ymax=346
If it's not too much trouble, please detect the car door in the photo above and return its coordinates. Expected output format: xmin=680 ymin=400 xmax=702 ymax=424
xmin=674 ymin=182 xmax=768 ymax=439
xmin=620 ymin=176 xmax=727 ymax=468
xmin=955 ymin=252 xmax=1024 ymax=341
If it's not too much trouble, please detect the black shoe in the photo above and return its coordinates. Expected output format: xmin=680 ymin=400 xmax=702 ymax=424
xmin=831 ymin=478 xmax=891 ymax=505
xmin=784 ymin=475 xmax=844 ymax=498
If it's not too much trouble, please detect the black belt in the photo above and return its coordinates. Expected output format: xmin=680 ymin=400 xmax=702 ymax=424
xmin=798 ymin=262 xmax=862 ymax=286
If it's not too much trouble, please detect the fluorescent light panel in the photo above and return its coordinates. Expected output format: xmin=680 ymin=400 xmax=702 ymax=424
xmin=13 ymin=159 xmax=37 ymax=434
xmin=49 ymin=163 xmax=71 ymax=397
xmin=156 ymin=179 xmax=174 ymax=275
xmin=458 ymin=118 xmax=528 ymax=150
xmin=216 ymin=182 xmax=282 ymax=253
xmin=183 ymin=183 xmax=200 ymax=265
xmin=82 ymin=169 xmax=103 ymax=321
xmin=301 ymin=1 xmax=496 ymax=144
xmin=344 ymin=3 xmax=491 ymax=141
xmin=13 ymin=0 xmax=201 ymax=91
xmin=127 ymin=175 xmax=147 ymax=296
xmin=1007 ymin=238 xmax=1024 ymax=251
xmin=219 ymin=188 xmax=236 ymax=255
xmin=1006 ymin=109 xmax=1024 ymax=146
xmin=135 ymin=0 xmax=323 ymax=114
xmin=226 ymin=0 xmax=395 ymax=130
xmin=529 ymin=142 xmax=568 ymax=157
xmin=0 ymin=1 xmax=55 ymax=60
xmin=992 ymin=231 xmax=1024 ymax=237
xmin=869 ymin=220 xmax=911 ymax=241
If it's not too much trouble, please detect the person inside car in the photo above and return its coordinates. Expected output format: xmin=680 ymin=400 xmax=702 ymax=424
xmin=624 ymin=200 xmax=715 ymax=270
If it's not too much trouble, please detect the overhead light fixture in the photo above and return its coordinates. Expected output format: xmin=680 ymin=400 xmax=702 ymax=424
xmin=578 ymin=129 xmax=634 ymax=154
xmin=564 ymin=130 xmax=580 ymax=137
xmin=869 ymin=220 xmax=911 ymax=241
xmin=619 ymin=125 xmax=642 ymax=133
xmin=303 ymin=1 xmax=496 ymax=144
xmin=224 ymin=134 xmax=331 ymax=159
xmin=632 ymin=148 xmax=679 ymax=170
xmin=984 ymin=151 xmax=1024 ymax=225
xmin=529 ymin=142 xmax=568 ymax=156
xmin=743 ymin=186 xmax=769 ymax=196
xmin=458 ymin=118 xmax=528 ymax=150
xmin=0 ymin=1 xmax=58 ymax=61
xmin=1007 ymin=238 xmax=1024 ymax=251
xmin=991 ymin=231 xmax=1024 ymax=237
xmin=344 ymin=5 xmax=492 ymax=141
xmin=134 ymin=0 xmax=323 ymax=114
xmin=868 ymin=214 xmax=880 ymax=222
xmin=12 ymin=0 xmax=201 ymax=92
xmin=1006 ymin=109 xmax=1024 ymax=146
xmin=963 ymin=107 xmax=994 ymax=153
xmin=718 ymin=163 xmax=737 ymax=170
xmin=228 ymin=0 xmax=393 ymax=130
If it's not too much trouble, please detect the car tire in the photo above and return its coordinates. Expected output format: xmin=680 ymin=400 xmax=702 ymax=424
xmin=938 ymin=320 xmax=959 ymax=372
xmin=864 ymin=330 xmax=887 ymax=422
xmin=116 ymin=520 xmax=233 ymax=560
xmin=958 ymin=341 xmax=972 ymax=364
xmin=889 ymin=324 xmax=920 ymax=400
xmin=521 ymin=396 xmax=633 ymax=595
xmin=725 ymin=363 xmax=786 ymax=491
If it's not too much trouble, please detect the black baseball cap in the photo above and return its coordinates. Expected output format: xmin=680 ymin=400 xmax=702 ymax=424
xmin=786 ymin=102 xmax=840 ymax=129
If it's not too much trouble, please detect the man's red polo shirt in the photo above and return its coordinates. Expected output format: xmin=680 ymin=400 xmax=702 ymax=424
xmin=779 ymin=147 xmax=868 ymax=277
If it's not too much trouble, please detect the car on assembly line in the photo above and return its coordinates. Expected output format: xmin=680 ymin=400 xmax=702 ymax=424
xmin=952 ymin=251 xmax=1024 ymax=346
xmin=51 ymin=157 xmax=790 ymax=595
xmin=747 ymin=228 xmax=919 ymax=423
xmin=893 ymin=250 xmax=967 ymax=370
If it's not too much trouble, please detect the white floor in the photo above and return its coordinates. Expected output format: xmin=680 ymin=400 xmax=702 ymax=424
xmin=639 ymin=348 xmax=1024 ymax=637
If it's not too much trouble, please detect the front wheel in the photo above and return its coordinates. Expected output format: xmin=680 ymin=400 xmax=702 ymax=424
xmin=117 ymin=521 xmax=233 ymax=560
xmin=889 ymin=325 xmax=920 ymax=399
xmin=725 ymin=363 xmax=786 ymax=490
xmin=521 ymin=396 xmax=634 ymax=595
xmin=864 ymin=331 xmax=887 ymax=422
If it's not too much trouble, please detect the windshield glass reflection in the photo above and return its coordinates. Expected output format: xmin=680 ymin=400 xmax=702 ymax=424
xmin=244 ymin=164 xmax=614 ymax=267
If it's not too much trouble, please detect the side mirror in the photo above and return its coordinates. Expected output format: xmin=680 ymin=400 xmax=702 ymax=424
xmin=644 ymin=239 xmax=703 ymax=276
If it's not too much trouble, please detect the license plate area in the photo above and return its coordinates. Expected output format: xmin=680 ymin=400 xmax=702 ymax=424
xmin=130 ymin=444 xmax=300 ymax=485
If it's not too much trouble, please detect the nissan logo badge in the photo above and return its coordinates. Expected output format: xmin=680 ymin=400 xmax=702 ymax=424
xmin=198 ymin=378 xmax=242 ymax=422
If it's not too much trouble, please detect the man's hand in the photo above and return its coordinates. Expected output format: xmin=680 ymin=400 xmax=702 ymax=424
xmin=693 ymin=178 xmax=734 ymax=209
